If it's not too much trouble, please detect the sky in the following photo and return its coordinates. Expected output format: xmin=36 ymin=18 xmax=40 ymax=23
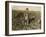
xmin=12 ymin=6 xmax=41 ymax=11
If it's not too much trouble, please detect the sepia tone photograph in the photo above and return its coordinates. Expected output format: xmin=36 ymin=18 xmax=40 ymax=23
xmin=5 ymin=1 xmax=45 ymax=35
xmin=12 ymin=6 xmax=41 ymax=30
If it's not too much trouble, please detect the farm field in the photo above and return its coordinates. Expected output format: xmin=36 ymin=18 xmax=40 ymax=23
xmin=12 ymin=10 xmax=41 ymax=30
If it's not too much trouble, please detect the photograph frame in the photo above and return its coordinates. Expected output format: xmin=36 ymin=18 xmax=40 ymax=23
xmin=5 ymin=1 xmax=45 ymax=36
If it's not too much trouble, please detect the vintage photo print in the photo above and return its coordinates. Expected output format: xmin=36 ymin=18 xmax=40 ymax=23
xmin=5 ymin=1 xmax=45 ymax=36
xmin=12 ymin=5 xmax=41 ymax=30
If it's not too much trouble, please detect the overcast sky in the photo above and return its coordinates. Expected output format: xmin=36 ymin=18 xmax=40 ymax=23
xmin=12 ymin=6 xmax=41 ymax=11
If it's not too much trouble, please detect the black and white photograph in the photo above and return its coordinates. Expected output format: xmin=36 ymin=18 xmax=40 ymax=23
xmin=5 ymin=1 xmax=45 ymax=36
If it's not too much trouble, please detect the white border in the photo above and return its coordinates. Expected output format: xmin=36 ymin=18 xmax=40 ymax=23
xmin=9 ymin=3 xmax=44 ymax=34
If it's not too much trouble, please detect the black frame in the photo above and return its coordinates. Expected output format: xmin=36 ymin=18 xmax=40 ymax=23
xmin=5 ymin=1 xmax=45 ymax=36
